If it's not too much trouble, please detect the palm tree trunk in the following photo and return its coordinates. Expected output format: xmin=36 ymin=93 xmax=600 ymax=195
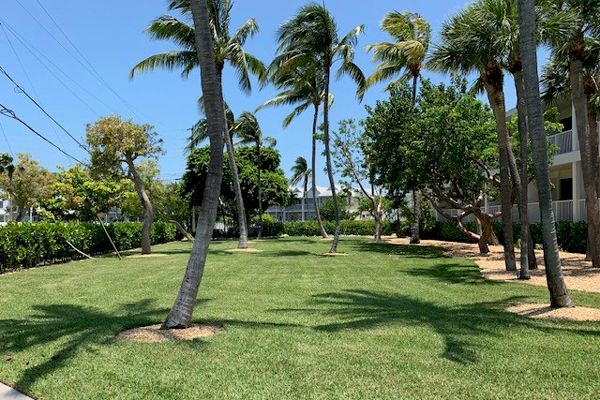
xmin=410 ymin=74 xmax=421 ymax=244
xmin=585 ymin=96 xmax=600 ymax=261
xmin=303 ymin=175 xmax=308 ymax=222
xmin=257 ymin=142 xmax=263 ymax=239
xmin=570 ymin=58 xmax=600 ymax=268
xmin=483 ymin=75 xmax=517 ymax=272
xmin=127 ymin=159 xmax=153 ymax=255
xmin=514 ymin=70 xmax=537 ymax=275
xmin=518 ymin=0 xmax=572 ymax=307
xmin=323 ymin=64 xmax=340 ymax=253
xmin=163 ymin=0 xmax=225 ymax=329
xmin=312 ymin=104 xmax=328 ymax=238
xmin=216 ymin=72 xmax=248 ymax=249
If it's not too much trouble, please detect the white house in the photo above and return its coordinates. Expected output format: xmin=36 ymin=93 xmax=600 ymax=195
xmin=437 ymin=98 xmax=599 ymax=223
xmin=266 ymin=185 xmax=369 ymax=222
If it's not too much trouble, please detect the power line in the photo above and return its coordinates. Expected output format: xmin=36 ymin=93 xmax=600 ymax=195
xmin=0 ymin=65 xmax=89 ymax=153
xmin=0 ymin=18 xmax=107 ymax=116
xmin=0 ymin=119 xmax=14 ymax=156
xmin=0 ymin=101 xmax=85 ymax=165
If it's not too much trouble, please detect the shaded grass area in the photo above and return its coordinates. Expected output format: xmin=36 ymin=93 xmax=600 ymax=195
xmin=1 ymin=237 xmax=600 ymax=399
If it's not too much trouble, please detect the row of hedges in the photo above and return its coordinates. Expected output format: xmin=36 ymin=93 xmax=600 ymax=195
xmin=282 ymin=220 xmax=393 ymax=237
xmin=419 ymin=220 xmax=588 ymax=254
xmin=0 ymin=221 xmax=177 ymax=273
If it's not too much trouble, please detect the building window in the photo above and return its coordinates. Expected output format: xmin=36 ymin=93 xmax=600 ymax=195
xmin=559 ymin=178 xmax=573 ymax=200
xmin=560 ymin=117 xmax=572 ymax=132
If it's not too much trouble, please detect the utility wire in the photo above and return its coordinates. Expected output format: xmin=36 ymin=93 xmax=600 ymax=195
xmin=0 ymin=65 xmax=89 ymax=153
xmin=0 ymin=119 xmax=14 ymax=156
xmin=0 ymin=102 xmax=85 ymax=165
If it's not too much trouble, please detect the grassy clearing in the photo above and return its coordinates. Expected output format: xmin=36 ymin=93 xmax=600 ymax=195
xmin=1 ymin=237 xmax=600 ymax=399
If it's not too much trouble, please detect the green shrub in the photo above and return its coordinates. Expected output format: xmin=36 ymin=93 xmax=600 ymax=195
xmin=0 ymin=221 xmax=177 ymax=273
xmin=282 ymin=220 xmax=392 ymax=237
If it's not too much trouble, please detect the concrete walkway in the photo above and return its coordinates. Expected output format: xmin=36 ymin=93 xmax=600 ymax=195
xmin=0 ymin=383 xmax=33 ymax=400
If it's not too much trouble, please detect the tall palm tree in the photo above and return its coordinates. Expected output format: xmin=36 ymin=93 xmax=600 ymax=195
xmin=543 ymin=0 xmax=600 ymax=267
xmin=364 ymin=11 xmax=431 ymax=245
xmin=235 ymin=112 xmax=276 ymax=239
xmin=130 ymin=0 xmax=265 ymax=249
xmin=428 ymin=3 xmax=517 ymax=271
xmin=275 ymin=3 xmax=366 ymax=253
xmin=163 ymin=0 xmax=226 ymax=329
xmin=290 ymin=156 xmax=312 ymax=221
xmin=518 ymin=0 xmax=573 ymax=307
xmin=258 ymin=55 xmax=330 ymax=238
xmin=0 ymin=153 xmax=15 ymax=222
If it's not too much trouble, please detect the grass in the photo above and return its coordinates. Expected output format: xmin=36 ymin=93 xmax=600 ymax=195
xmin=1 ymin=237 xmax=600 ymax=399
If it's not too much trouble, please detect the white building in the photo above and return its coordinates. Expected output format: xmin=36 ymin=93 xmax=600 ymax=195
xmin=438 ymin=99 xmax=599 ymax=223
xmin=0 ymin=198 xmax=10 ymax=223
xmin=266 ymin=185 xmax=370 ymax=222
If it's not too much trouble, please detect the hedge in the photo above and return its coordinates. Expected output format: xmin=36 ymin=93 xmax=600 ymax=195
xmin=420 ymin=220 xmax=588 ymax=254
xmin=282 ymin=220 xmax=393 ymax=237
xmin=0 ymin=221 xmax=177 ymax=273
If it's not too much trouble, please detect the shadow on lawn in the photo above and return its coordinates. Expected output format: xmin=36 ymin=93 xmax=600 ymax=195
xmin=404 ymin=262 xmax=504 ymax=286
xmin=349 ymin=240 xmax=447 ymax=259
xmin=275 ymin=289 xmax=600 ymax=365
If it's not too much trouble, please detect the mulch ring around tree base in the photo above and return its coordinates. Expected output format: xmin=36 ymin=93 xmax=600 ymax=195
xmin=118 ymin=324 xmax=225 ymax=343
xmin=225 ymin=248 xmax=263 ymax=253
xmin=506 ymin=304 xmax=600 ymax=322
xmin=126 ymin=254 xmax=169 ymax=259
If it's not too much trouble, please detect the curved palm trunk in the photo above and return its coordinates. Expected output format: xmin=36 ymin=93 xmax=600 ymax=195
xmin=217 ymin=71 xmax=249 ymax=249
xmin=163 ymin=0 xmax=225 ymax=329
xmin=518 ymin=0 xmax=572 ymax=307
xmin=323 ymin=65 xmax=341 ymax=253
xmin=312 ymin=104 xmax=328 ymax=238
xmin=128 ymin=159 xmax=153 ymax=255
xmin=256 ymin=142 xmax=263 ymax=239
xmin=303 ymin=175 xmax=308 ymax=222
xmin=571 ymin=58 xmax=600 ymax=268
xmin=409 ymin=74 xmax=421 ymax=244
xmin=483 ymin=71 xmax=517 ymax=272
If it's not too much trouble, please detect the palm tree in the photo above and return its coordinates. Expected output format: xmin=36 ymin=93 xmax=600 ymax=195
xmin=364 ymin=11 xmax=431 ymax=244
xmin=163 ymin=0 xmax=226 ymax=329
xmin=518 ymin=0 xmax=573 ymax=307
xmin=234 ymin=112 xmax=276 ymax=239
xmin=290 ymin=156 xmax=312 ymax=221
xmin=258 ymin=55 xmax=330 ymax=238
xmin=0 ymin=153 xmax=15 ymax=222
xmin=275 ymin=3 xmax=366 ymax=253
xmin=428 ymin=3 xmax=517 ymax=271
xmin=543 ymin=1 xmax=600 ymax=267
xmin=130 ymin=0 xmax=265 ymax=249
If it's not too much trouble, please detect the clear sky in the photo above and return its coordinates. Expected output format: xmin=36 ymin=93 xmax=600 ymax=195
xmin=0 ymin=0 xmax=520 ymax=184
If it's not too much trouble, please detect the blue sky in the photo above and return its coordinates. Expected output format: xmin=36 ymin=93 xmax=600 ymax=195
xmin=0 ymin=0 xmax=521 ymax=184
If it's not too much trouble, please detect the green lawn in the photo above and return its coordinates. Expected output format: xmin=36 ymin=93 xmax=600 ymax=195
xmin=1 ymin=237 xmax=600 ymax=399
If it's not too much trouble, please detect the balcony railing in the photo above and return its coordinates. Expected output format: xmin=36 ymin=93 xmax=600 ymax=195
xmin=548 ymin=130 xmax=575 ymax=155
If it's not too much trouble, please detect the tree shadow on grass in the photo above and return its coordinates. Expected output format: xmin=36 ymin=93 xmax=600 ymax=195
xmin=274 ymin=289 xmax=600 ymax=365
xmin=403 ymin=262 xmax=503 ymax=285
xmin=350 ymin=241 xmax=448 ymax=259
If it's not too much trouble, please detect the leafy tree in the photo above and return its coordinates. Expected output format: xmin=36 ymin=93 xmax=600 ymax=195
xmin=182 ymin=146 xmax=289 ymax=231
xmin=332 ymin=119 xmax=386 ymax=241
xmin=289 ymin=156 xmax=312 ymax=221
xmin=319 ymin=198 xmax=355 ymax=222
xmin=163 ymin=0 xmax=227 ymax=329
xmin=518 ymin=0 xmax=573 ymax=307
xmin=131 ymin=0 xmax=265 ymax=250
xmin=364 ymin=11 xmax=431 ymax=244
xmin=429 ymin=3 xmax=518 ymax=271
xmin=0 ymin=153 xmax=53 ymax=222
xmin=86 ymin=115 xmax=162 ymax=255
xmin=275 ymin=3 xmax=366 ymax=253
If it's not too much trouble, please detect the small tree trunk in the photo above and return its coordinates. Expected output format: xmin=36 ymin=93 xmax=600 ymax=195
xmin=484 ymin=75 xmax=517 ymax=271
xmin=256 ymin=143 xmax=263 ymax=239
xmin=128 ymin=160 xmax=153 ymax=255
xmin=312 ymin=105 xmax=328 ymax=238
xmin=323 ymin=64 xmax=340 ymax=253
xmin=571 ymin=58 xmax=600 ymax=268
xmin=410 ymin=191 xmax=421 ymax=244
xmin=163 ymin=0 xmax=225 ymax=329
xmin=519 ymin=0 xmax=572 ymax=307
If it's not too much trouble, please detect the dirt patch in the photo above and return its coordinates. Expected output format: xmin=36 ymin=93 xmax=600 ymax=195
xmin=321 ymin=252 xmax=349 ymax=256
xmin=506 ymin=304 xmax=600 ymax=322
xmin=118 ymin=324 xmax=224 ymax=343
xmin=385 ymin=237 xmax=600 ymax=293
xmin=225 ymin=248 xmax=263 ymax=253
xmin=127 ymin=254 xmax=169 ymax=259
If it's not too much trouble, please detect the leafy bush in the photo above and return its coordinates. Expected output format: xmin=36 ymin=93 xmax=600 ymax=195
xmin=282 ymin=220 xmax=392 ymax=237
xmin=0 ymin=221 xmax=177 ymax=273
